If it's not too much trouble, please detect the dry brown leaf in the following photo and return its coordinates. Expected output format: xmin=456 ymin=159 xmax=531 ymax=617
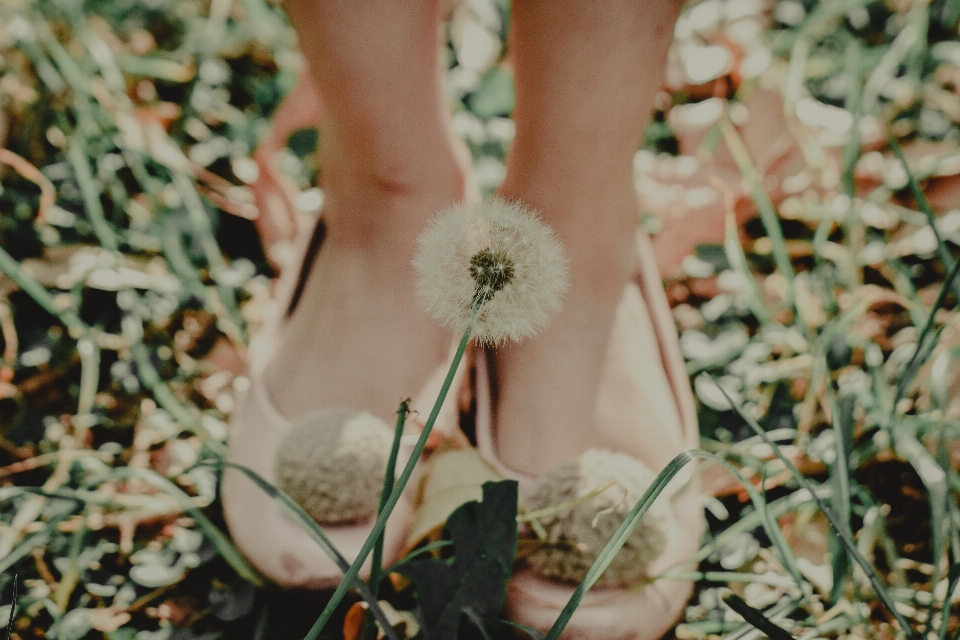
xmin=405 ymin=448 xmax=503 ymax=551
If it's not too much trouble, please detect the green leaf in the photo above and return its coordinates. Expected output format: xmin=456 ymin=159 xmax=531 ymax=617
xmin=447 ymin=480 xmax=519 ymax=589
xmin=396 ymin=480 xmax=519 ymax=639
xmin=722 ymin=594 xmax=794 ymax=640
xmin=395 ymin=558 xmax=459 ymax=636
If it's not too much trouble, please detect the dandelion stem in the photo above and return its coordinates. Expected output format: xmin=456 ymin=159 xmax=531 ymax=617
xmin=304 ymin=320 xmax=474 ymax=640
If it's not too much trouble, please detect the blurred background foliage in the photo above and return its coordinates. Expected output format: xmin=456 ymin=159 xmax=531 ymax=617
xmin=1 ymin=0 xmax=960 ymax=638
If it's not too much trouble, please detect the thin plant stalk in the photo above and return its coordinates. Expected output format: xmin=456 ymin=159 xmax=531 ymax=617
xmin=688 ymin=484 xmax=832 ymax=567
xmin=719 ymin=117 xmax=796 ymax=290
xmin=649 ymin=456 xmax=806 ymax=590
xmin=219 ymin=462 xmax=401 ymax=640
xmin=364 ymin=400 xmax=411 ymax=640
xmin=825 ymin=382 xmax=853 ymax=604
xmin=547 ymin=451 xmax=715 ymax=640
xmin=938 ymin=566 xmax=960 ymax=640
xmin=67 ymin=141 xmax=119 ymax=252
xmin=889 ymin=251 xmax=960 ymax=424
xmin=115 ymin=467 xmax=264 ymax=587
xmin=714 ymin=379 xmax=921 ymax=640
xmin=886 ymin=134 xmax=960 ymax=299
xmin=303 ymin=320 xmax=474 ymax=640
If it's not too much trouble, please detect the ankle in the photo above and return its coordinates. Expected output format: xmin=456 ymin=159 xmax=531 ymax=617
xmin=496 ymin=183 xmax=638 ymax=303
xmin=321 ymin=134 xmax=467 ymax=200
xmin=319 ymin=152 xmax=467 ymax=250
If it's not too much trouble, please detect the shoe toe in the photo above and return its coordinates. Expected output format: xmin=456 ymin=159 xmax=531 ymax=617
xmin=222 ymin=378 xmax=412 ymax=589
xmin=506 ymin=480 xmax=702 ymax=640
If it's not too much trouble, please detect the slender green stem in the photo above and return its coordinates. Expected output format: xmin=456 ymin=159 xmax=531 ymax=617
xmin=171 ymin=171 xmax=246 ymax=336
xmin=886 ymin=134 xmax=960 ymax=301
xmin=217 ymin=462 xmax=399 ymax=639
xmin=303 ymin=323 xmax=473 ymax=640
xmin=0 ymin=246 xmax=86 ymax=336
xmin=715 ymin=379 xmax=922 ymax=640
xmin=365 ymin=400 xmax=410 ymax=640
xmin=719 ymin=118 xmax=796 ymax=290
xmin=382 ymin=540 xmax=453 ymax=573
xmin=115 ymin=467 xmax=263 ymax=587
xmin=889 ymin=253 xmax=960 ymax=425
xmin=130 ymin=344 xmax=227 ymax=458
xmin=67 ymin=141 xmax=119 ymax=252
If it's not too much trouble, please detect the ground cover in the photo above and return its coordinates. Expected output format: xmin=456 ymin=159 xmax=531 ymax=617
xmin=1 ymin=0 xmax=960 ymax=638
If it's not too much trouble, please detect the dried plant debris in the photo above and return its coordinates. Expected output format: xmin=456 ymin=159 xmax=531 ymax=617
xmin=0 ymin=0 xmax=297 ymax=637
xmin=1 ymin=0 xmax=960 ymax=639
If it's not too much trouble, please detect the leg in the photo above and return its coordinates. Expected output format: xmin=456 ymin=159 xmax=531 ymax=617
xmin=266 ymin=0 xmax=468 ymax=421
xmin=494 ymin=0 xmax=683 ymax=474
xmin=224 ymin=0 xmax=469 ymax=588
xmin=250 ymin=70 xmax=324 ymax=268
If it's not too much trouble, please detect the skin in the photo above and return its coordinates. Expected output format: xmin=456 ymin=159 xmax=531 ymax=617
xmin=264 ymin=0 xmax=682 ymax=474
xmin=494 ymin=0 xmax=683 ymax=475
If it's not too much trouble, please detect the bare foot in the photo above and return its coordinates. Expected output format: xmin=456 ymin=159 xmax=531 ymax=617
xmin=263 ymin=171 xmax=465 ymax=424
xmin=489 ymin=188 xmax=684 ymax=477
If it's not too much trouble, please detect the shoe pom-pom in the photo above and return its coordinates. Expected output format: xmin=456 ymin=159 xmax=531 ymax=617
xmin=274 ymin=408 xmax=393 ymax=524
xmin=524 ymin=449 xmax=671 ymax=586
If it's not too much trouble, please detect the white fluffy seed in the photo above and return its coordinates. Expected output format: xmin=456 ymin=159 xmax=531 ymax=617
xmin=413 ymin=197 xmax=569 ymax=345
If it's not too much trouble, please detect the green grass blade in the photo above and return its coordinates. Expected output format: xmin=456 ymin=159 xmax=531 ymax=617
xmin=714 ymin=594 xmax=806 ymax=640
xmin=303 ymin=324 xmax=472 ymax=640
xmin=756 ymin=472 xmax=806 ymax=590
xmin=383 ymin=541 xmax=453 ymax=572
xmin=889 ymin=254 xmax=960 ymax=424
xmin=894 ymin=433 xmax=948 ymax=602
xmin=0 ymin=530 xmax=52 ymax=576
xmin=689 ymin=485 xmax=831 ymax=566
xmin=722 ymin=593 xmax=794 ymax=640
xmin=546 ymin=450 xmax=812 ymax=639
xmin=724 ymin=211 xmax=771 ymax=324
xmin=825 ymin=382 xmax=853 ymax=604
xmin=719 ymin=118 xmax=796 ymax=290
xmin=841 ymin=39 xmax=863 ymax=198
xmin=712 ymin=377 xmax=921 ymax=639
xmin=545 ymin=450 xmax=705 ymax=640
xmin=130 ymin=343 xmax=228 ymax=458
xmin=214 ymin=462 xmax=401 ymax=640
xmin=113 ymin=467 xmax=265 ymax=589
xmin=0 ymin=246 xmax=86 ymax=335
xmin=886 ymin=134 xmax=960 ymax=300
xmin=366 ymin=401 xmax=410 ymax=640
xmin=939 ymin=564 xmax=960 ymax=640
xmin=67 ymin=141 xmax=119 ymax=252
xmin=171 ymin=171 xmax=246 ymax=337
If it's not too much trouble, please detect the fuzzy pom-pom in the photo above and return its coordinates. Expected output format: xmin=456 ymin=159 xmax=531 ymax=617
xmin=524 ymin=449 xmax=670 ymax=586
xmin=274 ymin=408 xmax=393 ymax=524
xmin=413 ymin=197 xmax=569 ymax=345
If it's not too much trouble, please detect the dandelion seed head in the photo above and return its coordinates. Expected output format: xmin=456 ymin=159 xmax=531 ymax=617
xmin=413 ymin=197 xmax=569 ymax=345
xmin=525 ymin=449 xmax=671 ymax=586
xmin=274 ymin=408 xmax=393 ymax=524
xmin=469 ymin=248 xmax=515 ymax=304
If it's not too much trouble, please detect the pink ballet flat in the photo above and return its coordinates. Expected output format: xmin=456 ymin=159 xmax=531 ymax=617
xmin=222 ymin=218 xmax=465 ymax=589
xmin=472 ymin=229 xmax=704 ymax=639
